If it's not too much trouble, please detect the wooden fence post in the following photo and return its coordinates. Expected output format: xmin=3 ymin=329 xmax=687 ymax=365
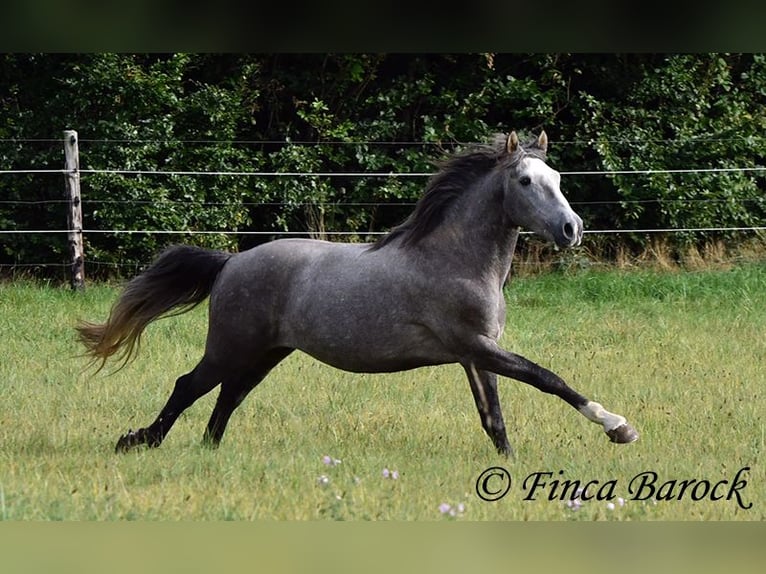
xmin=64 ymin=129 xmax=85 ymax=290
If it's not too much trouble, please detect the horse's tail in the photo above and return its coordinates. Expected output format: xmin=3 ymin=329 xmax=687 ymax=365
xmin=77 ymin=245 xmax=232 ymax=371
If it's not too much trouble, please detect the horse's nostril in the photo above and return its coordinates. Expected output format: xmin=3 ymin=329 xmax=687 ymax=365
xmin=563 ymin=222 xmax=575 ymax=240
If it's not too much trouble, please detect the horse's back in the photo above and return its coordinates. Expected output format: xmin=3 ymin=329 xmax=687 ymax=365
xmin=209 ymin=238 xmax=363 ymax=319
xmin=217 ymin=238 xmax=373 ymax=299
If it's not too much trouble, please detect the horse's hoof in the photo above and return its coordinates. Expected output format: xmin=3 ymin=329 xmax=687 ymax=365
xmin=115 ymin=429 xmax=142 ymax=453
xmin=496 ymin=443 xmax=515 ymax=459
xmin=606 ymin=423 xmax=639 ymax=444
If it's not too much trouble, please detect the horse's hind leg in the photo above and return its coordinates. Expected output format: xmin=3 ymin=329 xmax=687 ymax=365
xmin=463 ymin=362 xmax=513 ymax=456
xmin=202 ymin=347 xmax=293 ymax=447
xmin=115 ymin=358 xmax=220 ymax=453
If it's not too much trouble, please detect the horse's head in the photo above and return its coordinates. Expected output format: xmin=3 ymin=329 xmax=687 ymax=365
xmin=501 ymin=131 xmax=583 ymax=248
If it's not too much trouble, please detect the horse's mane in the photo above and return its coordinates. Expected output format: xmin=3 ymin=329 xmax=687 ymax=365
xmin=369 ymin=133 xmax=545 ymax=251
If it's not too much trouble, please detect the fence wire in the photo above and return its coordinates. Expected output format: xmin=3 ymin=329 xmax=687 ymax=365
xmin=1 ymin=141 xmax=765 ymax=272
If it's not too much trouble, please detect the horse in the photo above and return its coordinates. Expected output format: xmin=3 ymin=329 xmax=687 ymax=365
xmin=77 ymin=131 xmax=638 ymax=456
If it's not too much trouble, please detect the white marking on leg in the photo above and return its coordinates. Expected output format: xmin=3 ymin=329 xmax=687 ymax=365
xmin=469 ymin=362 xmax=493 ymax=429
xmin=578 ymin=401 xmax=627 ymax=432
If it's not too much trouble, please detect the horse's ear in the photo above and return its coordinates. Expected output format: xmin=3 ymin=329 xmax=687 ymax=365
xmin=536 ymin=130 xmax=548 ymax=153
xmin=506 ymin=131 xmax=519 ymax=154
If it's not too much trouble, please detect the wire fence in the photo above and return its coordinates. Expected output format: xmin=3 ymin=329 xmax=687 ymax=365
xmin=1 ymin=137 xmax=765 ymax=273
xmin=2 ymin=165 xmax=764 ymax=235
xmin=3 ymin=166 xmax=766 ymax=177
xmin=3 ymin=135 xmax=766 ymax=145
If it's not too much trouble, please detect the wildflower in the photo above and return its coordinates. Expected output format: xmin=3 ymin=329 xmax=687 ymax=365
xmin=564 ymin=487 xmax=587 ymax=512
xmin=322 ymin=455 xmax=341 ymax=466
xmin=317 ymin=475 xmax=330 ymax=486
xmin=382 ymin=468 xmax=399 ymax=480
xmin=591 ymin=497 xmax=626 ymax=511
xmin=438 ymin=502 xmax=466 ymax=518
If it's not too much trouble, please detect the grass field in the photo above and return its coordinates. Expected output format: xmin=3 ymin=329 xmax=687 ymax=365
xmin=0 ymin=264 xmax=763 ymax=520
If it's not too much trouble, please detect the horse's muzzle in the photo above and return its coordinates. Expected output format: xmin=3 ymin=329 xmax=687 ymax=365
xmin=558 ymin=214 xmax=583 ymax=248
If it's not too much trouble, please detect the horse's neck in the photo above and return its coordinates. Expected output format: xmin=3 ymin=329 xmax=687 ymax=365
xmin=421 ymin=190 xmax=519 ymax=285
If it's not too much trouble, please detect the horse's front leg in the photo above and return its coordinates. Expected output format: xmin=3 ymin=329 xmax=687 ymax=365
xmin=466 ymin=336 xmax=638 ymax=444
xmin=463 ymin=362 xmax=513 ymax=456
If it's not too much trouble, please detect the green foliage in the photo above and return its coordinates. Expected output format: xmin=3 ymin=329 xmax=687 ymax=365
xmin=0 ymin=54 xmax=258 ymax=273
xmin=1 ymin=54 xmax=765 ymax=274
xmin=576 ymin=54 xmax=766 ymax=245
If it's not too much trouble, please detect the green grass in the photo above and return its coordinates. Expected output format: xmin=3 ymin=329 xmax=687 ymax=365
xmin=0 ymin=265 xmax=763 ymax=520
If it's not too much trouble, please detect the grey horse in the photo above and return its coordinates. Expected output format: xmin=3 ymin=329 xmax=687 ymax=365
xmin=78 ymin=131 xmax=638 ymax=456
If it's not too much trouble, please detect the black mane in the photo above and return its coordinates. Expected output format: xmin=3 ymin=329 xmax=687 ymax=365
xmin=370 ymin=134 xmax=544 ymax=250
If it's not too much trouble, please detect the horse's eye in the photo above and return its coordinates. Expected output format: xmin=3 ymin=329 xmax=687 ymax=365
xmin=519 ymin=176 xmax=531 ymax=186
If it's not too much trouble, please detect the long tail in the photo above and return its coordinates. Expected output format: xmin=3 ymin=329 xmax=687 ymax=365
xmin=77 ymin=245 xmax=232 ymax=370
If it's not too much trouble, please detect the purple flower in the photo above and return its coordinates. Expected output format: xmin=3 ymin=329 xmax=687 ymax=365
xmin=439 ymin=501 xmax=466 ymax=517
xmin=382 ymin=468 xmax=399 ymax=480
xmin=322 ymin=455 xmax=341 ymax=466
